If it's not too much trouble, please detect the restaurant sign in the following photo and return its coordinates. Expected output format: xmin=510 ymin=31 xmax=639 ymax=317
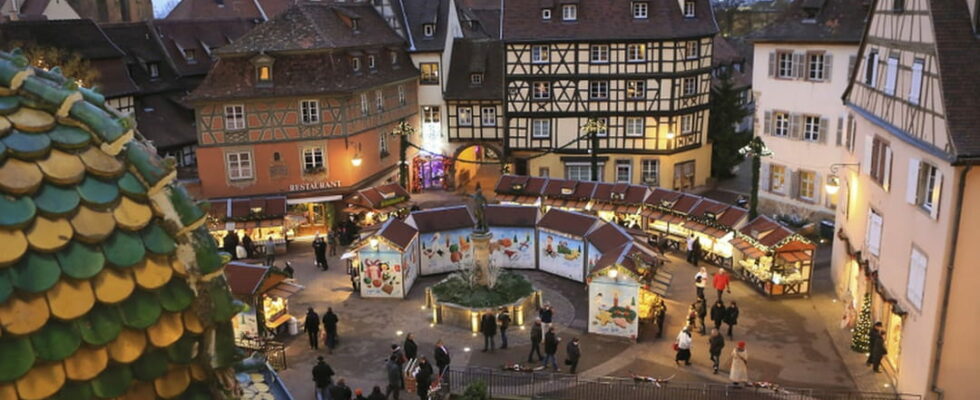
xmin=289 ymin=180 xmax=342 ymax=192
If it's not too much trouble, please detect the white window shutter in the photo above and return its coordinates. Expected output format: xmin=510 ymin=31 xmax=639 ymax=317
xmin=792 ymin=53 xmax=804 ymax=78
xmin=931 ymin=172 xmax=943 ymax=219
xmin=764 ymin=111 xmax=772 ymax=135
xmin=868 ymin=212 xmax=882 ymax=256
xmin=819 ymin=117 xmax=829 ymax=144
xmin=883 ymin=146 xmax=893 ymax=191
xmin=824 ymin=53 xmax=833 ymax=82
xmin=768 ymin=52 xmax=775 ymax=78
xmin=760 ymin=163 xmax=771 ymax=192
xmin=835 ymin=116 xmax=844 ymax=146
xmin=862 ymin=135 xmax=873 ymax=174
xmin=906 ymin=158 xmax=920 ymax=204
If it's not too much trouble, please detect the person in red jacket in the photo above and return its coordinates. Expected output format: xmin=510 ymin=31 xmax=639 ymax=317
xmin=712 ymin=268 xmax=731 ymax=301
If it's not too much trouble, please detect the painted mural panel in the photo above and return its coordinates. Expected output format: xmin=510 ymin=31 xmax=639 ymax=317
xmin=358 ymin=244 xmax=405 ymax=298
xmin=402 ymin=238 xmax=420 ymax=297
xmin=488 ymin=227 xmax=536 ymax=270
xmin=538 ymin=231 xmax=585 ymax=282
xmin=419 ymin=228 xmax=475 ymax=275
xmin=588 ymin=275 xmax=640 ymax=338
xmin=587 ymin=242 xmax=601 ymax=274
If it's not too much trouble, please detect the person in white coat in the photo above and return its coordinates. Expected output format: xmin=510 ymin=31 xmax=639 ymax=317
xmin=674 ymin=326 xmax=693 ymax=366
xmin=729 ymin=341 xmax=749 ymax=384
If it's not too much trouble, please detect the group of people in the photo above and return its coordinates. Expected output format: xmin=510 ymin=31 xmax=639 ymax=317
xmin=304 ymin=307 xmax=341 ymax=353
xmin=221 ymin=230 xmax=279 ymax=266
xmin=474 ymin=303 xmax=582 ymax=374
xmin=312 ymin=232 xmax=339 ymax=271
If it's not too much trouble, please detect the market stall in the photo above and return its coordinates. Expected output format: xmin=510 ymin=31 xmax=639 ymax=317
xmin=591 ymin=183 xmax=649 ymax=229
xmin=343 ymin=183 xmax=414 ymax=227
xmin=493 ymin=174 xmax=548 ymax=207
xmin=536 ymin=209 xmax=600 ymax=282
xmin=348 ymin=219 xmax=420 ymax=298
xmin=541 ymin=179 xmax=595 ymax=212
xmin=224 ymin=262 xmax=305 ymax=344
xmin=209 ymin=196 xmax=290 ymax=258
xmin=485 ymin=205 xmax=540 ymax=270
xmin=406 ymin=205 xmax=477 ymax=275
xmin=685 ymin=199 xmax=748 ymax=269
xmin=586 ymin=241 xmax=666 ymax=340
xmin=730 ymin=216 xmax=816 ymax=297
xmin=640 ymin=188 xmax=702 ymax=251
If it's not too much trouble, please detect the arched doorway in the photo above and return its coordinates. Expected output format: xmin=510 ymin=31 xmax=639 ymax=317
xmin=453 ymin=143 xmax=502 ymax=193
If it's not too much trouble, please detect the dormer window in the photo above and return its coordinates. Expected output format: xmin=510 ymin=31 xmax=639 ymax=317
xmin=390 ymin=51 xmax=398 ymax=65
xmin=423 ymin=24 xmax=435 ymax=37
xmin=541 ymin=8 xmax=551 ymax=20
xmin=632 ymin=2 xmax=648 ymax=19
xmin=257 ymin=66 xmax=272 ymax=82
xmin=148 ymin=63 xmax=159 ymax=78
xmin=802 ymin=6 xmax=818 ymax=22
xmin=351 ymin=19 xmax=360 ymax=31
xmin=184 ymin=48 xmax=197 ymax=63
xmin=683 ymin=0 xmax=695 ymax=18
xmin=562 ymin=4 xmax=577 ymax=21
xmin=470 ymin=73 xmax=483 ymax=84
xmin=351 ymin=57 xmax=361 ymax=72
xmin=368 ymin=55 xmax=376 ymax=69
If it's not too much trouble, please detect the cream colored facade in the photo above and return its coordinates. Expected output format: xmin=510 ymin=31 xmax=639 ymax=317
xmin=752 ymin=42 xmax=857 ymax=218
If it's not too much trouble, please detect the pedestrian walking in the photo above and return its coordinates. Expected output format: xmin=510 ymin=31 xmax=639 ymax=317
xmin=686 ymin=304 xmax=698 ymax=332
xmin=712 ymin=268 xmax=731 ymax=300
xmin=708 ymin=329 xmax=725 ymax=374
xmin=348 ymin=262 xmax=361 ymax=293
xmin=434 ymin=340 xmax=451 ymax=376
xmin=674 ymin=326 xmax=693 ymax=366
xmin=223 ymin=230 xmax=239 ymax=260
xmin=242 ymin=232 xmax=255 ymax=258
xmin=415 ymin=357 xmax=434 ymax=400
xmin=329 ymin=378 xmax=353 ymax=400
xmin=367 ymin=386 xmax=386 ymax=400
xmin=385 ymin=356 xmax=401 ymax=400
xmin=655 ymin=299 xmax=667 ymax=338
xmin=391 ymin=344 xmax=406 ymax=389
xmin=479 ymin=311 xmax=497 ymax=352
xmin=710 ymin=299 xmax=727 ymax=330
xmin=264 ymin=236 xmax=276 ymax=266
xmin=323 ymin=307 xmax=339 ymax=351
xmin=691 ymin=238 xmax=702 ymax=266
xmin=695 ymin=298 xmax=707 ymax=335
xmin=304 ymin=307 xmax=320 ymax=350
xmin=694 ymin=267 xmax=708 ymax=300
xmin=686 ymin=235 xmax=696 ymax=263
xmin=724 ymin=301 xmax=739 ymax=339
xmin=565 ymin=337 xmax=581 ymax=373
xmin=404 ymin=333 xmax=418 ymax=360
xmin=329 ymin=230 xmax=339 ymax=256
xmin=527 ymin=318 xmax=543 ymax=362
xmin=312 ymin=356 xmax=335 ymax=399
xmin=543 ymin=326 xmax=560 ymax=371
xmin=313 ymin=233 xmax=328 ymax=271
xmin=539 ymin=303 xmax=554 ymax=329
xmin=497 ymin=308 xmax=512 ymax=349
xmin=729 ymin=342 xmax=749 ymax=385
xmin=868 ymin=322 xmax=887 ymax=373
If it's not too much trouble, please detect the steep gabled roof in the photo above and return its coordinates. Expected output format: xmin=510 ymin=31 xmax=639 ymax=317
xmin=151 ymin=18 xmax=258 ymax=77
xmin=406 ymin=205 xmax=476 ymax=232
xmin=929 ymin=0 xmax=980 ymax=161
xmin=586 ymin=222 xmax=632 ymax=254
xmin=444 ymin=39 xmax=504 ymax=100
xmin=537 ymin=209 xmax=598 ymax=238
xmin=378 ymin=218 xmax=418 ymax=250
xmin=401 ymin=0 xmax=450 ymax=52
xmin=747 ymin=0 xmax=868 ymax=43
xmin=485 ymin=204 xmax=538 ymax=227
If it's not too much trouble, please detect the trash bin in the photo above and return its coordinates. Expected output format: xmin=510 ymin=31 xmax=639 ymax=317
xmin=820 ymin=219 xmax=835 ymax=240
xmin=287 ymin=316 xmax=299 ymax=336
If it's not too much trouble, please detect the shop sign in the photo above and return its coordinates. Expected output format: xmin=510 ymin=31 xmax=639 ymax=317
xmin=289 ymin=180 xmax=342 ymax=192
xmin=379 ymin=195 xmax=408 ymax=208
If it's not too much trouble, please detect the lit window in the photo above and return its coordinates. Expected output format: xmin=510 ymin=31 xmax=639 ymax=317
xmin=807 ymin=52 xmax=825 ymax=81
xmin=420 ymin=63 xmax=439 ymax=84
xmin=590 ymin=45 xmax=609 ymax=63
xmin=627 ymin=43 xmax=646 ymax=62
xmin=615 ymin=160 xmax=632 ymax=183
xmin=908 ymin=59 xmax=924 ymax=105
xmin=773 ymin=112 xmax=789 ymax=137
xmin=626 ymin=80 xmax=645 ymax=99
xmin=458 ymin=107 xmax=473 ymax=126
xmin=184 ymin=48 xmax=196 ymax=63
xmin=769 ymin=164 xmax=786 ymax=193
xmin=226 ymin=151 xmax=253 ymax=180
xmin=423 ymin=24 xmax=435 ymax=37
xmin=682 ymin=76 xmax=696 ymax=96
xmin=562 ymin=4 xmax=577 ymax=21
xmin=531 ymin=45 xmax=550 ymax=64
xmin=632 ymin=2 xmax=648 ymax=18
xmin=224 ymin=104 xmax=245 ymax=131
xmin=481 ymin=106 xmax=496 ymax=126
xmin=641 ymin=159 xmax=659 ymax=185
xmin=302 ymin=147 xmax=324 ymax=172
xmin=683 ymin=0 xmax=695 ymax=17
xmin=257 ymin=66 xmax=272 ymax=82
xmin=589 ymin=81 xmax=608 ymax=99
xmin=625 ymin=117 xmax=644 ymax=137
xmin=532 ymin=119 xmax=551 ymax=138
xmin=799 ymin=170 xmax=816 ymax=201
xmin=803 ymin=116 xmax=820 ymax=141
xmin=300 ymin=100 xmax=319 ymax=124
xmin=390 ymin=51 xmax=398 ymax=65
xmin=532 ymin=81 xmax=551 ymax=99
xmin=470 ymin=73 xmax=484 ymax=84
xmin=541 ymin=8 xmax=551 ymax=20
xmin=422 ymin=106 xmax=440 ymax=123
xmin=912 ymin=161 xmax=940 ymax=215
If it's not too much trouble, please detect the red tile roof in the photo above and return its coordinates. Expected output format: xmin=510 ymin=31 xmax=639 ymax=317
xmin=586 ymin=223 xmax=632 ymax=254
xmin=537 ymin=209 xmax=598 ymax=238
xmin=495 ymin=174 xmax=548 ymax=196
xmin=407 ymin=205 xmax=476 ymax=232
xmin=378 ymin=219 xmax=418 ymax=250
xmin=224 ymin=262 xmax=271 ymax=296
xmin=485 ymin=204 xmax=538 ymax=227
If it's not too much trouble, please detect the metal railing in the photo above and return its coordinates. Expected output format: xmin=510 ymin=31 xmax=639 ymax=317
xmin=442 ymin=367 xmax=921 ymax=400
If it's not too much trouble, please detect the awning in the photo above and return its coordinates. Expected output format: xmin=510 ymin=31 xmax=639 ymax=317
xmin=287 ymin=195 xmax=342 ymax=205
xmin=641 ymin=209 xmax=664 ymax=219
xmin=731 ymin=237 xmax=765 ymax=259
xmin=265 ymin=281 xmax=304 ymax=299
xmin=341 ymin=251 xmax=357 ymax=260
xmin=777 ymin=251 xmax=810 ymax=263
xmin=686 ymin=221 xmax=728 ymax=238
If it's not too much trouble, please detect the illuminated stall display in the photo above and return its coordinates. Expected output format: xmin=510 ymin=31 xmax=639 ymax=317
xmin=587 ymin=242 xmax=667 ymax=340
xmin=541 ymin=179 xmax=596 ymax=212
xmin=209 ymin=196 xmax=289 ymax=256
xmin=406 ymin=206 xmax=478 ymax=275
xmin=591 ymin=183 xmax=649 ymax=229
xmin=349 ymin=219 xmax=420 ymax=298
xmin=494 ymin=174 xmax=548 ymax=206
xmin=224 ymin=262 xmax=305 ymax=345
xmin=343 ymin=183 xmax=414 ymax=227
xmin=730 ymin=216 xmax=816 ymax=297
xmin=536 ymin=209 xmax=600 ymax=282
xmin=485 ymin=205 xmax=540 ymax=270
xmin=641 ymin=188 xmax=703 ymax=250
xmin=684 ymin=198 xmax=748 ymax=269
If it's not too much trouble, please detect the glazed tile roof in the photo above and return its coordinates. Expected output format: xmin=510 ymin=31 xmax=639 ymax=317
xmin=0 ymin=51 xmax=241 ymax=399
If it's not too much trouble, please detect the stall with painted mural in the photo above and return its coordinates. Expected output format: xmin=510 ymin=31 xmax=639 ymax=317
xmin=350 ymin=219 xmax=420 ymax=298
xmin=536 ymin=209 xmax=597 ymax=282
xmin=485 ymin=205 xmax=539 ymax=270
xmin=407 ymin=206 xmax=477 ymax=275
xmin=588 ymin=273 xmax=641 ymax=338
xmin=586 ymin=243 xmax=666 ymax=340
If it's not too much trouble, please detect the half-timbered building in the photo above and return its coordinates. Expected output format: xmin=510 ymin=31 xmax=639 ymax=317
xmin=501 ymin=0 xmax=717 ymax=189
xmin=832 ymin=0 xmax=980 ymax=396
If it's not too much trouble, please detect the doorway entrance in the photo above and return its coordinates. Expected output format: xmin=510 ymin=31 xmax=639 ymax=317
xmin=454 ymin=144 xmax=501 ymax=193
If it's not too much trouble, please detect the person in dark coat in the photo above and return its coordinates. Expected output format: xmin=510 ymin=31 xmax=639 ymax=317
xmin=527 ymin=318 xmax=543 ymax=362
xmin=303 ymin=307 xmax=320 ymax=350
xmin=868 ymin=322 xmax=887 ymax=373
xmin=223 ymin=230 xmax=239 ymax=259
xmin=724 ymin=301 xmax=740 ymax=339
xmin=404 ymin=333 xmax=418 ymax=360
xmin=242 ymin=233 xmax=255 ymax=258
xmin=313 ymin=233 xmax=328 ymax=271
xmin=385 ymin=356 xmax=402 ymax=400
xmin=415 ymin=356 xmax=435 ymax=400
xmin=655 ymin=299 xmax=667 ymax=338
xmin=367 ymin=386 xmax=387 ymax=400
xmin=708 ymin=328 xmax=725 ymax=374
xmin=329 ymin=378 xmax=353 ymax=400
xmin=710 ymin=299 xmax=727 ymax=330
xmin=695 ymin=298 xmax=707 ymax=335
xmin=497 ymin=308 xmax=512 ymax=349
xmin=434 ymin=340 xmax=451 ymax=376
xmin=565 ymin=338 xmax=581 ymax=374
xmin=390 ymin=344 xmax=406 ymax=389
xmin=312 ymin=356 xmax=335 ymax=399
xmin=323 ymin=307 xmax=339 ymax=351
xmin=543 ymin=327 xmax=560 ymax=371
xmin=539 ymin=303 xmax=554 ymax=329
xmin=283 ymin=261 xmax=294 ymax=278
xmin=480 ymin=311 xmax=497 ymax=352
xmin=691 ymin=238 xmax=702 ymax=266
xmin=329 ymin=231 xmax=339 ymax=256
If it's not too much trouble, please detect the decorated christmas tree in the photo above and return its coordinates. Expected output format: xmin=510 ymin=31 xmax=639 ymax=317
xmin=851 ymin=292 xmax=873 ymax=352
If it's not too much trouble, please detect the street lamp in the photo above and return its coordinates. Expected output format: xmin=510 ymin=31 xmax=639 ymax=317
xmin=738 ymin=137 xmax=773 ymax=220
xmin=824 ymin=163 xmax=860 ymax=195
xmin=351 ymin=142 xmax=363 ymax=167
xmin=391 ymin=120 xmax=415 ymax=188
xmin=582 ymin=117 xmax=606 ymax=182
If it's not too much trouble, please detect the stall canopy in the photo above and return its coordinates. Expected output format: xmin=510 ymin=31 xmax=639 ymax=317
xmin=485 ymin=204 xmax=540 ymax=227
xmin=541 ymin=179 xmax=596 ymax=210
xmin=373 ymin=218 xmax=420 ymax=250
xmin=494 ymin=174 xmax=548 ymax=204
xmin=538 ymin=208 xmax=600 ymax=238
xmin=689 ymin=198 xmax=748 ymax=230
xmin=592 ymin=183 xmax=649 ymax=213
xmin=406 ymin=205 xmax=477 ymax=233
xmin=586 ymin=223 xmax=633 ymax=254
xmin=208 ymin=196 xmax=287 ymax=229
xmin=224 ymin=262 xmax=303 ymax=299
xmin=344 ymin=183 xmax=413 ymax=214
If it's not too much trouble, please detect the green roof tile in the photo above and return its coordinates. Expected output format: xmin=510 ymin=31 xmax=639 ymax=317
xmin=208 ymin=278 xmax=241 ymax=322
xmin=21 ymin=76 xmax=73 ymax=108
xmin=47 ymin=125 xmax=92 ymax=150
xmin=212 ymin=321 xmax=242 ymax=369
xmin=77 ymin=175 xmax=120 ymax=208
xmin=68 ymin=101 xmax=125 ymax=145
xmin=169 ymin=185 xmax=205 ymax=227
xmin=2 ymin=130 xmax=50 ymax=159
xmin=13 ymin=252 xmax=61 ymax=293
xmin=57 ymin=241 xmax=105 ymax=279
xmin=158 ymin=278 xmax=194 ymax=313
xmin=166 ymin=334 xmax=198 ymax=364
xmin=119 ymin=290 xmax=162 ymax=329
xmin=0 ymin=337 xmax=35 ymax=381
xmin=124 ymin=141 xmax=174 ymax=189
xmin=33 ymin=183 xmax=80 ymax=216
xmin=51 ymin=381 xmax=94 ymax=400
xmin=75 ymin=304 xmax=122 ymax=346
xmin=103 ymin=230 xmax=145 ymax=268
xmin=117 ymin=172 xmax=147 ymax=200
xmin=0 ymin=269 xmax=11 ymax=303
xmin=131 ymin=348 xmax=169 ymax=381
xmin=30 ymin=319 xmax=82 ymax=361
xmin=0 ymin=194 xmax=35 ymax=228
xmin=192 ymin=227 xmax=223 ymax=275
xmin=77 ymin=87 xmax=104 ymax=107
xmin=89 ymin=363 xmax=133 ymax=398
xmin=0 ymin=96 xmax=18 ymax=115
xmin=141 ymin=223 xmax=176 ymax=255
xmin=0 ymin=57 xmax=27 ymax=89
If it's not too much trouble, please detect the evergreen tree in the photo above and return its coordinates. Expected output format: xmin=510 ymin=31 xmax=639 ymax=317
xmin=851 ymin=292 xmax=873 ymax=353
xmin=708 ymin=70 xmax=752 ymax=178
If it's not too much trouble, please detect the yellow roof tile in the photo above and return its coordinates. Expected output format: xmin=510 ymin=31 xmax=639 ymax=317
xmin=70 ymin=206 xmax=116 ymax=244
xmin=14 ymin=361 xmax=63 ymax=400
xmin=6 ymin=107 xmax=54 ymax=133
xmin=62 ymin=345 xmax=108 ymax=381
xmin=154 ymin=364 xmax=190 ymax=399
xmin=0 ymin=116 xmax=9 ymax=136
xmin=182 ymin=308 xmax=203 ymax=335
xmin=133 ymin=256 xmax=173 ymax=290
xmin=36 ymin=149 xmax=85 ymax=185
xmin=92 ymin=267 xmax=134 ymax=304
xmin=147 ymin=311 xmax=184 ymax=348
xmin=113 ymin=197 xmax=153 ymax=231
xmin=78 ymin=146 xmax=124 ymax=178
xmin=25 ymin=216 xmax=72 ymax=252
xmin=170 ymin=257 xmax=187 ymax=277
xmin=0 ymin=382 xmax=15 ymax=400
xmin=46 ymin=278 xmax=95 ymax=320
xmin=0 ymin=229 xmax=27 ymax=267
xmin=0 ymin=158 xmax=43 ymax=195
xmin=0 ymin=294 xmax=49 ymax=335
xmin=107 ymin=328 xmax=145 ymax=363
xmin=117 ymin=381 xmax=156 ymax=400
